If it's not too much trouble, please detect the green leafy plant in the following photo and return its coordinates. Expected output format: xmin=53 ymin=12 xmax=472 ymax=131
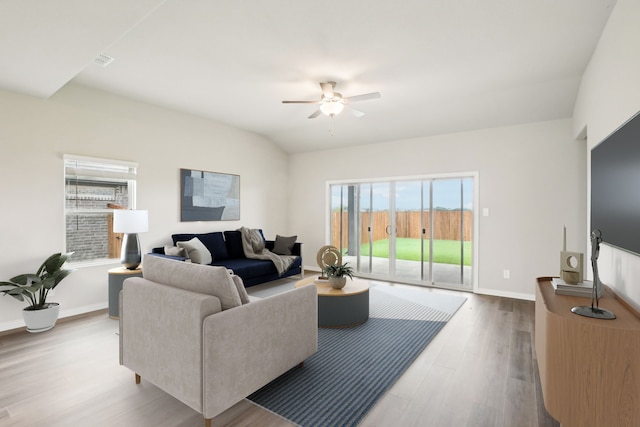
xmin=322 ymin=262 xmax=354 ymax=279
xmin=1 ymin=252 xmax=73 ymax=310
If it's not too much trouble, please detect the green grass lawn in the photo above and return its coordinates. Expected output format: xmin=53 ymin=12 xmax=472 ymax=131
xmin=359 ymin=238 xmax=472 ymax=266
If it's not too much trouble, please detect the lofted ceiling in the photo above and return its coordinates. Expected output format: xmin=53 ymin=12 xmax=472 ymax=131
xmin=0 ymin=0 xmax=616 ymax=153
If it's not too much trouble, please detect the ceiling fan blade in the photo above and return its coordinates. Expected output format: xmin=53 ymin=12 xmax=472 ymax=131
xmin=344 ymin=92 xmax=381 ymax=103
xmin=282 ymin=100 xmax=320 ymax=104
xmin=346 ymin=106 xmax=366 ymax=118
xmin=308 ymin=109 xmax=322 ymax=119
xmin=320 ymin=82 xmax=335 ymax=99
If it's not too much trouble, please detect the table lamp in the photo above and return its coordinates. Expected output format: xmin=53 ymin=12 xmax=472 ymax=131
xmin=113 ymin=210 xmax=148 ymax=270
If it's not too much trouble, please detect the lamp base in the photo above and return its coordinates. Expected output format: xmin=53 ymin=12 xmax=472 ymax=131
xmin=121 ymin=233 xmax=142 ymax=270
xmin=571 ymin=305 xmax=616 ymax=320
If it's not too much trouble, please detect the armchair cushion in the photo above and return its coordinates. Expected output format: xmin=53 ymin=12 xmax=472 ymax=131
xmin=143 ymin=255 xmax=242 ymax=310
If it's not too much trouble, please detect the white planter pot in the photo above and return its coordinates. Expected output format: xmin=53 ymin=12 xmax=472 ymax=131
xmin=329 ymin=276 xmax=347 ymax=289
xmin=22 ymin=303 xmax=60 ymax=333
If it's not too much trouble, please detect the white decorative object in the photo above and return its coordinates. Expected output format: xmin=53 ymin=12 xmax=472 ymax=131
xmin=560 ymin=226 xmax=584 ymax=284
xmin=316 ymin=245 xmax=342 ymax=279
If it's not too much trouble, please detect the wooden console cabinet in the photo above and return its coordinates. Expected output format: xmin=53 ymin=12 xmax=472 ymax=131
xmin=535 ymin=277 xmax=640 ymax=427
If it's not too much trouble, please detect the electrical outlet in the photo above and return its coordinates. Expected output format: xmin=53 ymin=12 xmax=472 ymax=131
xmin=503 ymin=270 xmax=510 ymax=279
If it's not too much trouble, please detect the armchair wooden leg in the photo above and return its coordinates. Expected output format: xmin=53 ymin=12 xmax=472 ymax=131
xmin=299 ymin=361 xmax=304 ymax=368
xmin=205 ymin=418 xmax=212 ymax=427
xmin=135 ymin=373 xmax=141 ymax=384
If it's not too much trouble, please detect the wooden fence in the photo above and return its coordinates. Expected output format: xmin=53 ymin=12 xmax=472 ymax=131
xmin=331 ymin=210 xmax=473 ymax=248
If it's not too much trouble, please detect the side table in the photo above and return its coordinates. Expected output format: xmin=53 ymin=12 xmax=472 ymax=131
xmin=108 ymin=267 xmax=142 ymax=319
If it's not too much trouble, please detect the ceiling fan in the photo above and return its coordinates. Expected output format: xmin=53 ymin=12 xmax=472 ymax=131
xmin=282 ymin=81 xmax=381 ymax=119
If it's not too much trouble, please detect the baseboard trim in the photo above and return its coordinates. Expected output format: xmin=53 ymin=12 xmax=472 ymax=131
xmin=0 ymin=302 xmax=108 ymax=335
xmin=475 ymin=287 xmax=535 ymax=301
xmin=304 ymin=265 xmax=535 ymax=301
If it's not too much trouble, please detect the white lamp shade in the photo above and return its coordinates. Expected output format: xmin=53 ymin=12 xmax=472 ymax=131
xmin=113 ymin=210 xmax=149 ymax=234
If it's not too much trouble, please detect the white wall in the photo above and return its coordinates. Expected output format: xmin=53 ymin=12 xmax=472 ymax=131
xmin=0 ymin=83 xmax=292 ymax=331
xmin=573 ymin=0 xmax=640 ymax=309
xmin=289 ymin=119 xmax=586 ymax=300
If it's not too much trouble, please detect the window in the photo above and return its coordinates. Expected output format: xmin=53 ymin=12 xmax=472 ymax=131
xmin=64 ymin=155 xmax=137 ymax=264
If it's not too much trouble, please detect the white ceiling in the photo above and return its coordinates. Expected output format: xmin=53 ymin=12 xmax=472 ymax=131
xmin=0 ymin=0 xmax=616 ymax=153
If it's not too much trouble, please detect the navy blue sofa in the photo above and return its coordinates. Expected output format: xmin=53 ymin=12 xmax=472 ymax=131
xmin=150 ymin=230 xmax=303 ymax=287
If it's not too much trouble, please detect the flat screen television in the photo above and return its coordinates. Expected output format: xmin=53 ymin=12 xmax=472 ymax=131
xmin=591 ymin=110 xmax=640 ymax=256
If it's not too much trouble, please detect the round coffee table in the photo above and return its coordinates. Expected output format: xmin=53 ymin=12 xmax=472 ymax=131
xmin=295 ymin=276 xmax=369 ymax=328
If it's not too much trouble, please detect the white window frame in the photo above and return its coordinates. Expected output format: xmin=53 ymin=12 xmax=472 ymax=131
xmin=63 ymin=154 xmax=138 ymax=267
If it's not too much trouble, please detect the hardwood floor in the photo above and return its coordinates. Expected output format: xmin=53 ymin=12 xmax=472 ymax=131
xmin=0 ymin=281 xmax=559 ymax=427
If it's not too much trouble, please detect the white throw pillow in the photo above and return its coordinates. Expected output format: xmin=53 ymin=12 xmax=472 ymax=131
xmin=177 ymin=238 xmax=212 ymax=264
xmin=164 ymin=245 xmax=187 ymax=257
xmin=230 ymin=274 xmax=250 ymax=304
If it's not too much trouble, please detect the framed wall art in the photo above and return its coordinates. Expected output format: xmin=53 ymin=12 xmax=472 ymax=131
xmin=180 ymin=168 xmax=240 ymax=221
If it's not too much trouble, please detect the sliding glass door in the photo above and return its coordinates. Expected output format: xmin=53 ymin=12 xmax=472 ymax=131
xmin=329 ymin=174 xmax=475 ymax=290
xmin=430 ymin=178 xmax=474 ymax=287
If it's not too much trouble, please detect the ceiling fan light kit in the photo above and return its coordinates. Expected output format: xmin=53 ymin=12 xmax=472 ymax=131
xmin=283 ymin=81 xmax=380 ymax=120
xmin=319 ymin=100 xmax=344 ymax=117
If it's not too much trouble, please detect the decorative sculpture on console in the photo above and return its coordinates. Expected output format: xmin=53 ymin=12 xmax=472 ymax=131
xmin=571 ymin=229 xmax=616 ymax=319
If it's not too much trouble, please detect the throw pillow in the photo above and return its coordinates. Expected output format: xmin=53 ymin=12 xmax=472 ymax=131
xmin=230 ymin=274 xmax=250 ymax=304
xmin=164 ymin=245 xmax=187 ymax=257
xmin=171 ymin=233 xmax=196 ymax=246
xmin=272 ymin=234 xmax=297 ymax=255
xmin=205 ymin=232 xmax=229 ymax=260
xmin=177 ymin=237 xmax=213 ymax=264
xmin=224 ymin=230 xmax=245 ymax=258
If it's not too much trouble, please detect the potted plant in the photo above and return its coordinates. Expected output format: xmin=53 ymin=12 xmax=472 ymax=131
xmin=322 ymin=262 xmax=354 ymax=289
xmin=1 ymin=252 xmax=73 ymax=333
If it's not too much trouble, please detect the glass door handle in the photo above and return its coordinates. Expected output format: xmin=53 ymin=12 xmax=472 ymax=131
xmin=385 ymin=225 xmax=391 ymax=235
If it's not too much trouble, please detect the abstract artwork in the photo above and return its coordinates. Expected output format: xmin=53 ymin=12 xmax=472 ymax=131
xmin=180 ymin=169 xmax=240 ymax=221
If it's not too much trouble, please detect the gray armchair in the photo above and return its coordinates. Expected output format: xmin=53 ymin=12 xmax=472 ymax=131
xmin=119 ymin=255 xmax=317 ymax=426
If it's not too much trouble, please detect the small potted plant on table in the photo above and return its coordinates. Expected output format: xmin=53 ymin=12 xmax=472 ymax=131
xmin=322 ymin=262 xmax=354 ymax=289
xmin=1 ymin=252 xmax=73 ymax=333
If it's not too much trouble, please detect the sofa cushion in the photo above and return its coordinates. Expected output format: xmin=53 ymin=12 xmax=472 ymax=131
xmin=171 ymin=233 xmax=197 ymax=245
xmin=206 ymin=232 xmax=229 ymax=260
xmin=214 ymin=258 xmax=277 ymax=278
xmin=142 ymin=255 xmax=242 ymax=310
xmin=224 ymin=230 xmax=245 ymax=258
xmin=177 ymin=238 xmax=213 ymax=264
xmin=172 ymin=232 xmax=229 ymax=260
xmin=272 ymin=235 xmax=297 ymax=255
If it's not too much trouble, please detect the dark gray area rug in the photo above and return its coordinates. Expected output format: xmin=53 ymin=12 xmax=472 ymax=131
xmin=247 ymin=285 xmax=466 ymax=427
